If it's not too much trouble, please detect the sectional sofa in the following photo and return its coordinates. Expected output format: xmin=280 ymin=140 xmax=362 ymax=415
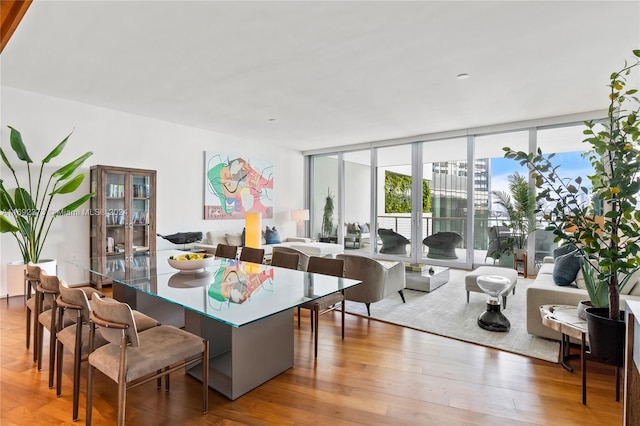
xmin=526 ymin=257 xmax=640 ymax=340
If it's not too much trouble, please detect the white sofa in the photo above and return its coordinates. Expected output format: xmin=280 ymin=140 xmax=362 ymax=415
xmin=192 ymin=231 xmax=344 ymax=259
xmin=526 ymin=257 xmax=640 ymax=340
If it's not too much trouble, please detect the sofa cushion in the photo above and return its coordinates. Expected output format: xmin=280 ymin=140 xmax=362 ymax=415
xmin=575 ymin=259 xmax=599 ymax=290
xmin=359 ymin=223 xmax=370 ymax=233
xmin=265 ymin=226 xmax=282 ymax=244
xmin=225 ymin=232 xmax=243 ymax=246
xmin=620 ymin=269 xmax=640 ymax=295
xmin=552 ymin=250 xmax=580 ymax=286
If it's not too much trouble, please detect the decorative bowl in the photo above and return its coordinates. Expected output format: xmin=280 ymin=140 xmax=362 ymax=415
xmin=167 ymin=253 xmax=215 ymax=272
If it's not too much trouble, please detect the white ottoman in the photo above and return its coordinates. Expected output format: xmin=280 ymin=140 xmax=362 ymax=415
xmin=465 ymin=266 xmax=518 ymax=308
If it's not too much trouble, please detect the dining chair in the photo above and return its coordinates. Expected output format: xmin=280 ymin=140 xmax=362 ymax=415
xmin=55 ymin=285 xmax=159 ymax=421
xmin=270 ymin=249 xmax=300 ymax=270
xmin=25 ymin=263 xmax=44 ymax=351
xmin=215 ymin=243 xmax=238 ymax=260
xmin=299 ymin=256 xmax=345 ymax=358
xmin=87 ymin=296 xmax=209 ymax=426
xmin=270 ymin=246 xmax=310 ymax=271
xmin=35 ymin=273 xmax=104 ymax=385
xmin=239 ymin=246 xmax=265 ymax=264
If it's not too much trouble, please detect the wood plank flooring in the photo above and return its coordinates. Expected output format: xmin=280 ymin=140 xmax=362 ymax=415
xmin=0 ymin=293 xmax=624 ymax=425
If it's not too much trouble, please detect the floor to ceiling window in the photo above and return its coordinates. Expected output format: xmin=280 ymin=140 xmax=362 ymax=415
xmin=343 ymin=150 xmax=372 ymax=253
xmin=420 ymin=137 xmax=470 ymax=266
xmin=305 ymin=116 xmax=602 ymax=269
xmin=375 ymin=144 xmax=413 ymax=259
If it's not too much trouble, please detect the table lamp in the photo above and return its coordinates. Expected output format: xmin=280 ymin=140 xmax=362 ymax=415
xmin=290 ymin=209 xmax=309 ymax=237
xmin=245 ymin=212 xmax=262 ymax=248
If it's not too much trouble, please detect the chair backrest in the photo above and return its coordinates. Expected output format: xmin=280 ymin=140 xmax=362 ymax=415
xmin=39 ymin=271 xmax=61 ymax=293
xmin=59 ymin=282 xmax=92 ymax=323
xmin=271 ymin=246 xmax=310 ymax=271
xmin=91 ymin=296 xmax=139 ymax=347
xmin=26 ymin=262 xmax=42 ymax=280
xmin=306 ymin=256 xmax=344 ymax=278
xmin=215 ymin=243 xmax=238 ymax=260
xmin=270 ymin=250 xmax=300 ymax=270
xmin=239 ymin=246 xmax=265 ymax=264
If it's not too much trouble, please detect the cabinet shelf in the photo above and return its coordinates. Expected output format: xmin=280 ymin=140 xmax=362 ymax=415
xmin=90 ymin=165 xmax=156 ymax=289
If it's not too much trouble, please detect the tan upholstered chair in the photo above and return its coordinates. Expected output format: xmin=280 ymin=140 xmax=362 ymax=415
xmin=239 ymin=246 xmax=265 ymax=264
xmin=215 ymin=243 xmax=238 ymax=260
xmin=270 ymin=250 xmax=300 ymax=270
xmin=25 ymin=263 xmax=44 ymax=352
xmin=337 ymin=254 xmax=406 ymax=316
xmin=299 ymin=256 xmax=345 ymax=358
xmin=271 ymin=246 xmax=310 ymax=271
xmin=35 ymin=273 xmax=103 ymax=381
xmin=87 ymin=297 xmax=209 ymax=426
xmin=56 ymin=285 xmax=159 ymax=421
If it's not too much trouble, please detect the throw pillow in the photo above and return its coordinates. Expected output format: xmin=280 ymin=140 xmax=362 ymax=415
xmin=574 ymin=259 xmax=599 ymax=290
xmin=265 ymin=226 xmax=282 ymax=244
xmin=552 ymin=249 xmax=581 ymax=286
xmin=359 ymin=223 xmax=370 ymax=233
xmin=346 ymin=223 xmax=358 ymax=233
xmin=225 ymin=232 xmax=243 ymax=246
xmin=553 ymin=244 xmax=575 ymax=259
xmin=620 ymin=269 xmax=640 ymax=295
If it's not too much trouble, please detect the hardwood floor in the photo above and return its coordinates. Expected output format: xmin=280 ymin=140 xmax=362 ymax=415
xmin=0 ymin=294 xmax=623 ymax=425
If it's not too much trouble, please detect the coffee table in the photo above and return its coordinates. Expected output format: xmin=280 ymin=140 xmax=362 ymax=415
xmin=405 ymin=265 xmax=449 ymax=292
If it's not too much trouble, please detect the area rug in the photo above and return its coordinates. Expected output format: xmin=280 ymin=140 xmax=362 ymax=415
xmin=344 ymin=268 xmax=560 ymax=363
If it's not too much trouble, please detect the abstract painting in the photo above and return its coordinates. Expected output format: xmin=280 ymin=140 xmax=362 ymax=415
xmin=204 ymin=152 xmax=274 ymax=219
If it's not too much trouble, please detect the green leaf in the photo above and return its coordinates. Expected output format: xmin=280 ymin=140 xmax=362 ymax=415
xmin=0 ymin=215 xmax=19 ymax=233
xmin=13 ymin=188 xmax=36 ymax=211
xmin=55 ymin=192 xmax=95 ymax=216
xmin=41 ymin=131 xmax=73 ymax=164
xmin=0 ymin=147 xmax=15 ymax=173
xmin=7 ymin=126 xmax=33 ymax=163
xmin=51 ymin=173 xmax=85 ymax=195
xmin=52 ymin=152 xmax=93 ymax=180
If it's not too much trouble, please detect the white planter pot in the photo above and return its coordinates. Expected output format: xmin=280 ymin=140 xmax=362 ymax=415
xmin=7 ymin=259 xmax=57 ymax=299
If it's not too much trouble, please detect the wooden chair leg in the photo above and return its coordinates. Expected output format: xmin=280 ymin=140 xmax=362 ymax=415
xmin=86 ymin=364 xmax=94 ymax=425
xmin=202 ymin=341 xmax=209 ymax=414
xmin=314 ymin=307 xmax=319 ymax=358
xmin=26 ymin=307 xmax=32 ymax=348
xmin=341 ymin=296 xmax=345 ymax=340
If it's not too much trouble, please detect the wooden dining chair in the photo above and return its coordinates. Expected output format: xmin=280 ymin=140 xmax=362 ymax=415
xmin=215 ymin=243 xmax=238 ymax=260
xmin=25 ymin=263 xmax=43 ymax=351
xmin=56 ymin=285 xmax=159 ymax=421
xmin=239 ymin=246 xmax=265 ymax=264
xmin=270 ymin=249 xmax=300 ymax=270
xmin=87 ymin=296 xmax=209 ymax=426
xmin=299 ymin=256 xmax=345 ymax=358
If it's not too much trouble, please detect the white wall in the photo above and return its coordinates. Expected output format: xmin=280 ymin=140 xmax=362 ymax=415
xmin=0 ymin=87 xmax=304 ymax=290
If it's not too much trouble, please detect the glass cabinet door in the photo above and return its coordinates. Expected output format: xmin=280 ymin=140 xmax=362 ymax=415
xmin=105 ymin=170 xmax=127 ymax=260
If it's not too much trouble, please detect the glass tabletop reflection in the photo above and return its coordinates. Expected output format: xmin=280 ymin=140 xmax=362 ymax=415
xmin=68 ymin=249 xmax=361 ymax=328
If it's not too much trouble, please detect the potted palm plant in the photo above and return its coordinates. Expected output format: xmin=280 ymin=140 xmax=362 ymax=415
xmin=504 ymin=50 xmax=640 ymax=371
xmin=491 ymin=171 xmax=536 ymax=262
xmin=1 ymin=126 xmax=95 ymax=265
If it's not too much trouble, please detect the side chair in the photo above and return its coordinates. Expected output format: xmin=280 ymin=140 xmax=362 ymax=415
xmin=270 ymin=250 xmax=300 ymax=270
xmin=56 ymin=285 xmax=159 ymax=422
xmin=25 ymin=263 xmax=43 ymax=351
xmin=239 ymin=246 xmax=265 ymax=264
xmin=299 ymin=256 xmax=345 ymax=358
xmin=215 ymin=243 xmax=238 ymax=260
xmin=87 ymin=296 xmax=209 ymax=426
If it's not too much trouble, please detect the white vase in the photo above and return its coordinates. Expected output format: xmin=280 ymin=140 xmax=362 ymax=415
xmin=577 ymin=300 xmax=592 ymax=321
xmin=6 ymin=259 xmax=57 ymax=299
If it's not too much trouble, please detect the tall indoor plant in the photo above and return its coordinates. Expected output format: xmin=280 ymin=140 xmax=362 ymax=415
xmin=491 ymin=171 xmax=537 ymax=253
xmin=504 ymin=50 xmax=640 ymax=322
xmin=321 ymin=187 xmax=334 ymax=240
xmin=0 ymin=126 xmax=95 ymax=263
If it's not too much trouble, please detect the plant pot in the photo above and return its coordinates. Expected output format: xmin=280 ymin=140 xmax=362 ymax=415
xmin=576 ymin=300 xmax=592 ymax=320
xmin=584 ymin=307 xmax=625 ymax=367
xmin=497 ymin=253 xmax=514 ymax=267
xmin=6 ymin=259 xmax=57 ymax=299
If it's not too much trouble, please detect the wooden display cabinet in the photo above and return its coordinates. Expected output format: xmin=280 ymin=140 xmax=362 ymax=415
xmin=89 ymin=165 xmax=156 ymax=289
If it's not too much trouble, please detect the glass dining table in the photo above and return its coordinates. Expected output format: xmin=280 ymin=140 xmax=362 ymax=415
xmin=68 ymin=249 xmax=361 ymax=400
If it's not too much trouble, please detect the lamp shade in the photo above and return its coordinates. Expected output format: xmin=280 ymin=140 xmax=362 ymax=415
xmin=291 ymin=209 xmax=309 ymax=221
xmin=245 ymin=212 xmax=262 ymax=248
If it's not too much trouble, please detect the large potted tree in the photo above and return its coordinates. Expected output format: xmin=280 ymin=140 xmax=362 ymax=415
xmin=504 ymin=50 xmax=640 ymax=371
xmin=1 ymin=126 xmax=94 ymax=295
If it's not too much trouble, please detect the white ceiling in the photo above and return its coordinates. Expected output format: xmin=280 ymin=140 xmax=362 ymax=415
xmin=2 ymin=1 xmax=639 ymax=153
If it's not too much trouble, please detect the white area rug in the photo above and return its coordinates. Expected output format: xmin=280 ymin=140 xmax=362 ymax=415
xmin=345 ymin=268 xmax=560 ymax=363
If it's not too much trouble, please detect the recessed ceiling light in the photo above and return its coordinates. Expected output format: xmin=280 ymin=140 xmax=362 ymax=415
xmin=457 ymin=73 xmax=470 ymax=80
